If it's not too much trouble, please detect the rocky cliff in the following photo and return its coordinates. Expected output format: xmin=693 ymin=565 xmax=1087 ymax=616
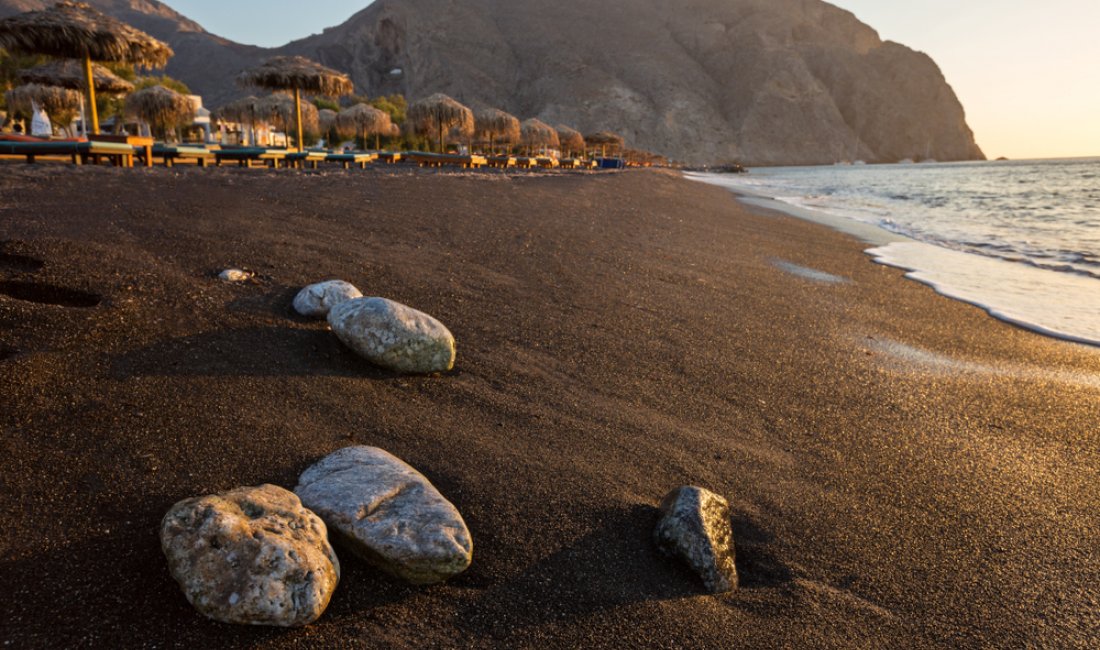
xmin=1 ymin=0 xmax=985 ymax=165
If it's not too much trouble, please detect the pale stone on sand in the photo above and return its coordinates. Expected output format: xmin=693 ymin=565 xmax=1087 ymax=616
xmin=293 ymin=280 xmax=363 ymax=318
xmin=160 ymin=484 xmax=340 ymax=627
xmin=654 ymin=486 xmax=738 ymax=593
xmin=295 ymin=446 xmax=472 ymax=585
xmin=218 ymin=268 xmax=253 ymax=282
xmin=327 ymin=297 xmax=455 ymax=374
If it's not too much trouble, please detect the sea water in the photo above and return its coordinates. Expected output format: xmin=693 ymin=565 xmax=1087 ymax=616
xmin=686 ymin=158 xmax=1100 ymax=346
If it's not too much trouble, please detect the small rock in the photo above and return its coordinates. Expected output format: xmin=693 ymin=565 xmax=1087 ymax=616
xmin=294 ymin=446 xmax=472 ymax=584
xmin=327 ymin=297 xmax=455 ymax=374
xmin=654 ymin=486 xmax=738 ymax=593
xmin=292 ymin=280 xmax=363 ymax=318
xmin=160 ymin=484 xmax=340 ymax=626
xmin=218 ymin=268 xmax=253 ymax=283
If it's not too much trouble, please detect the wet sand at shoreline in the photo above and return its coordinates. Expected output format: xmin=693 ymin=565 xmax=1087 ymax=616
xmin=1 ymin=165 xmax=1097 ymax=648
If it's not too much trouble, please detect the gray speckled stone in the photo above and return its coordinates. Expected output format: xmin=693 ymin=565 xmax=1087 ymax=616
xmin=160 ymin=484 xmax=340 ymax=627
xmin=294 ymin=446 xmax=472 ymax=585
xmin=327 ymin=297 xmax=455 ymax=374
xmin=293 ymin=280 xmax=363 ymax=318
xmin=654 ymin=486 xmax=738 ymax=593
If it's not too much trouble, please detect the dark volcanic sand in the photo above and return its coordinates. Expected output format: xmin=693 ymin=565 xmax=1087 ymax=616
xmin=0 ymin=164 xmax=1097 ymax=649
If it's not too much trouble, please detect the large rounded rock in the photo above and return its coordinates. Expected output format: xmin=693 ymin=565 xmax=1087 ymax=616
xmin=327 ymin=297 xmax=456 ymax=374
xmin=654 ymin=486 xmax=738 ymax=593
xmin=293 ymin=280 xmax=363 ymax=318
xmin=160 ymin=484 xmax=341 ymax=627
xmin=294 ymin=446 xmax=472 ymax=585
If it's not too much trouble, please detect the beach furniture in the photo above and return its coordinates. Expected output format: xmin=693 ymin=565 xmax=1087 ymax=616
xmin=324 ymin=152 xmax=378 ymax=169
xmin=535 ymin=156 xmax=559 ymax=169
xmin=285 ymin=150 xmax=329 ymax=169
xmin=407 ymin=151 xmax=487 ymax=169
xmin=0 ymin=139 xmax=134 ymax=166
xmin=147 ymin=144 xmax=215 ymax=167
xmin=89 ymin=134 xmax=153 ymax=168
xmin=487 ymin=155 xmax=516 ymax=168
xmin=214 ymin=147 xmax=287 ymax=168
xmin=596 ymin=157 xmax=626 ymax=170
xmin=376 ymin=151 xmax=404 ymax=164
xmin=513 ymin=156 xmax=537 ymax=169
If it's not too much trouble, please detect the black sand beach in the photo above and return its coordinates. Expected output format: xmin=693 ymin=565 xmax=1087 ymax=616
xmin=1 ymin=165 xmax=1097 ymax=648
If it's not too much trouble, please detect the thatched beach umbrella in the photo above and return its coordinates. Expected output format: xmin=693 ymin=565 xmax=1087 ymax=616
xmin=474 ymin=107 xmax=520 ymax=155
xmin=255 ymin=93 xmax=319 ymax=143
xmin=407 ymin=93 xmax=473 ymax=154
xmin=18 ymin=59 xmax=134 ymax=135
xmin=5 ymin=82 xmax=81 ymax=134
xmin=214 ymin=95 xmax=261 ymax=145
xmin=17 ymin=59 xmax=134 ymax=95
xmin=124 ymin=84 xmax=195 ymax=140
xmin=0 ymin=1 xmax=173 ymax=135
xmin=337 ymin=103 xmax=393 ymax=150
xmin=585 ymin=130 xmax=625 ymax=157
xmin=238 ymin=56 xmax=353 ymax=151
xmin=555 ymin=124 xmax=584 ymax=158
xmin=521 ymin=118 xmax=559 ymax=156
xmin=318 ymin=108 xmax=338 ymax=133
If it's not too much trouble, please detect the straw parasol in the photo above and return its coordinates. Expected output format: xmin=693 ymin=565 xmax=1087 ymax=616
xmin=318 ymin=108 xmax=338 ymax=133
xmin=555 ymin=124 xmax=584 ymax=158
xmin=17 ymin=59 xmax=134 ymax=94
xmin=521 ymin=118 xmax=559 ymax=155
xmin=238 ymin=56 xmax=353 ymax=151
xmin=0 ymin=1 xmax=173 ymax=135
xmin=255 ymin=92 xmax=319 ymax=143
xmin=124 ymin=84 xmax=194 ymax=139
xmin=407 ymin=93 xmax=473 ymax=154
xmin=585 ymin=130 xmax=625 ymax=157
xmin=214 ymin=95 xmax=261 ymax=144
xmin=474 ymin=107 xmax=520 ymax=154
xmin=6 ymin=82 xmax=81 ymax=133
xmin=337 ymin=103 xmax=393 ymax=150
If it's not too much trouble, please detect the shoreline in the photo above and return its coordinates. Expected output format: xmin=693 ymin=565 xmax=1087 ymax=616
xmin=684 ymin=169 xmax=1100 ymax=349
xmin=1 ymin=166 xmax=1097 ymax=647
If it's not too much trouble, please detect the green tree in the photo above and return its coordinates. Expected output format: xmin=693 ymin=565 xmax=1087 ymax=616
xmin=0 ymin=48 xmax=47 ymax=115
xmin=312 ymin=96 xmax=339 ymax=112
xmin=134 ymin=75 xmax=190 ymax=94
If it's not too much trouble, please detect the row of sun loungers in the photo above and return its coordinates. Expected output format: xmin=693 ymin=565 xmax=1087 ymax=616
xmin=0 ymin=138 xmax=607 ymax=171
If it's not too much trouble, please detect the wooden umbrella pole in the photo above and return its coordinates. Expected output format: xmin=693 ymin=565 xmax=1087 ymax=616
xmin=294 ymin=86 xmax=304 ymax=151
xmin=83 ymin=54 xmax=100 ymax=135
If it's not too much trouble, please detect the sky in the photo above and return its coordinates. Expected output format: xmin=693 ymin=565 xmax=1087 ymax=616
xmin=165 ymin=0 xmax=1100 ymax=160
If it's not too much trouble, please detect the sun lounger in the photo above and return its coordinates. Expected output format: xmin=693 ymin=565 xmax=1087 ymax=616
xmin=214 ymin=147 xmax=287 ymax=168
xmin=324 ymin=152 xmax=378 ymax=169
xmin=407 ymin=152 xmax=487 ymax=169
xmin=513 ymin=156 xmax=537 ymax=169
xmin=0 ymin=140 xmax=134 ymax=167
xmin=285 ymin=150 xmax=329 ymax=169
xmin=559 ymin=158 xmax=584 ymax=169
xmin=535 ymin=157 xmax=560 ymax=169
xmin=148 ymin=144 xmax=215 ymax=168
xmin=487 ymin=155 xmax=516 ymax=168
xmin=376 ymin=151 xmax=403 ymax=164
xmin=89 ymin=135 xmax=153 ymax=167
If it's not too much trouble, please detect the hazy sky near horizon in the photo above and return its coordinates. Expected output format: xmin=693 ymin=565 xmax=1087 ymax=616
xmin=166 ymin=0 xmax=1099 ymax=159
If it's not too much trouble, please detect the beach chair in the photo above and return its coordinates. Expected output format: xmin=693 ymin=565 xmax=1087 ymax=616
xmin=376 ymin=151 xmax=403 ymax=164
xmin=214 ymin=147 xmax=287 ymax=169
xmin=286 ymin=150 xmax=329 ymax=169
xmin=486 ymin=155 xmax=516 ymax=168
xmin=535 ymin=157 xmax=560 ymax=169
xmin=408 ymin=152 xmax=487 ymax=169
xmin=148 ymin=144 xmax=215 ymax=168
xmin=324 ymin=152 xmax=378 ymax=169
xmin=0 ymin=140 xmax=134 ymax=167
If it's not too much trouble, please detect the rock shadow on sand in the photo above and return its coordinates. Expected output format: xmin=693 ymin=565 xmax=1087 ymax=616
xmin=454 ymin=505 xmax=794 ymax=637
xmin=107 ymin=326 xmax=421 ymax=381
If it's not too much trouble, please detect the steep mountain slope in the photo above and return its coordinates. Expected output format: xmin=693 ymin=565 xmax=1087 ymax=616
xmin=1 ymin=0 xmax=984 ymax=164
